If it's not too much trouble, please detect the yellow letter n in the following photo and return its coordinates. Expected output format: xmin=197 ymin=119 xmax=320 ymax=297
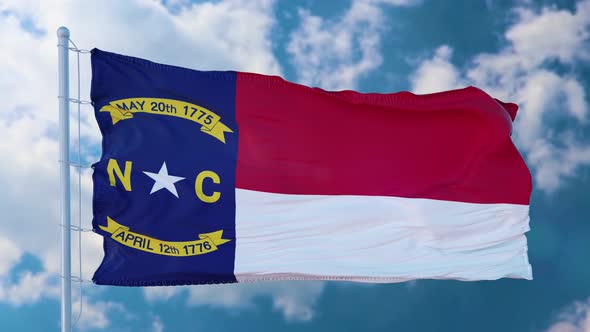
xmin=107 ymin=159 xmax=132 ymax=191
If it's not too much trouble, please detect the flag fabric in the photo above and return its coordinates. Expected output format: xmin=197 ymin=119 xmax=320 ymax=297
xmin=90 ymin=48 xmax=532 ymax=286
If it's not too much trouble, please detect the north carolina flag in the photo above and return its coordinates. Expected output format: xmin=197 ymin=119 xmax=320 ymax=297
xmin=90 ymin=49 xmax=532 ymax=286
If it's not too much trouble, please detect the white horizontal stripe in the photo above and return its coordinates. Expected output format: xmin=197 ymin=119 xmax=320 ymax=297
xmin=234 ymin=189 xmax=532 ymax=283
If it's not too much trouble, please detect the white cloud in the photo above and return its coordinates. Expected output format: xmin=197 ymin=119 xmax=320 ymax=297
xmin=545 ymin=298 xmax=590 ymax=332
xmin=0 ymin=271 xmax=59 ymax=306
xmin=169 ymin=0 xmax=281 ymax=75
xmin=507 ymin=3 xmax=590 ymax=64
xmin=0 ymin=246 xmax=126 ymax=331
xmin=288 ymin=0 xmax=417 ymax=90
xmin=409 ymin=1 xmax=590 ymax=192
xmin=72 ymin=298 xmax=129 ymax=331
xmin=145 ymin=281 xmax=325 ymax=322
xmin=410 ymin=45 xmax=464 ymax=94
xmin=0 ymin=236 xmax=126 ymax=331
xmin=152 ymin=315 xmax=164 ymax=332
xmin=144 ymin=285 xmax=180 ymax=302
xmin=0 ymin=237 xmax=22 ymax=276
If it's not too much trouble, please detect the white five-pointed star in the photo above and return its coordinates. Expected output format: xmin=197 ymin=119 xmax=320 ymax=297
xmin=143 ymin=162 xmax=185 ymax=198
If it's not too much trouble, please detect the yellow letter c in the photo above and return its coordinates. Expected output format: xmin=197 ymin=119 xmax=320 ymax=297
xmin=195 ymin=170 xmax=221 ymax=203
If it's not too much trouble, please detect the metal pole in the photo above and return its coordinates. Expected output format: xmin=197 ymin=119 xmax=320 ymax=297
xmin=57 ymin=26 xmax=71 ymax=332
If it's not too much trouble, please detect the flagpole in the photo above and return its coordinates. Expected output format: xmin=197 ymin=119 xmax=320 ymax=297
xmin=57 ymin=26 xmax=72 ymax=332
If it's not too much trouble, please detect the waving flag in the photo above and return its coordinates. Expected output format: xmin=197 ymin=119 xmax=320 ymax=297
xmin=90 ymin=49 xmax=532 ymax=286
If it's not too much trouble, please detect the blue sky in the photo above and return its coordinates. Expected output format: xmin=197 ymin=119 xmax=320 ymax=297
xmin=0 ymin=0 xmax=589 ymax=331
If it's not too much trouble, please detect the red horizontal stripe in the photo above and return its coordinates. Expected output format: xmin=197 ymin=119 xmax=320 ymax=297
xmin=235 ymin=73 xmax=531 ymax=205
